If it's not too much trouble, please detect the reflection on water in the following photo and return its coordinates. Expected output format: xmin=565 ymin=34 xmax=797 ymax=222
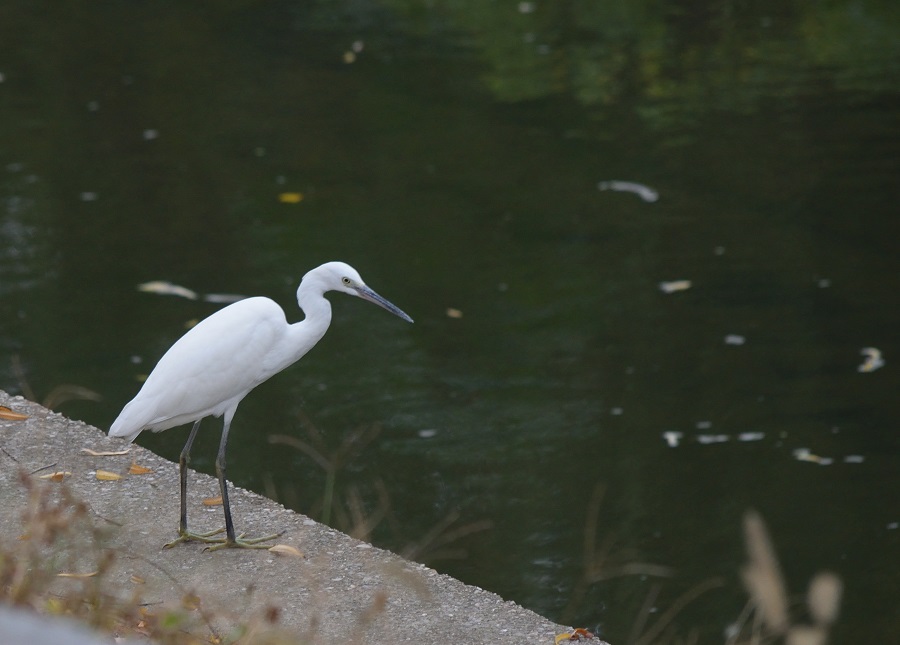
xmin=2 ymin=2 xmax=898 ymax=642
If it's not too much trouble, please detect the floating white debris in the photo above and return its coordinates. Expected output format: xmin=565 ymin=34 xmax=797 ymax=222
xmin=659 ymin=280 xmax=692 ymax=294
xmin=696 ymin=434 xmax=729 ymax=444
xmin=418 ymin=429 xmax=438 ymax=439
xmin=724 ymin=334 xmax=746 ymax=346
xmin=663 ymin=431 xmax=683 ymax=448
xmin=695 ymin=420 xmax=713 ymax=430
xmin=857 ymin=347 xmax=884 ymax=373
xmin=203 ymin=293 xmax=246 ymax=304
xmin=817 ymin=278 xmax=831 ymax=288
xmin=737 ymin=432 xmax=765 ymax=442
xmin=610 ymin=407 xmax=624 ymax=416
xmin=888 ymin=522 xmax=899 ymax=530
xmin=597 ymin=180 xmax=659 ymax=202
xmin=843 ymin=455 xmax=865 ymax=464
xmin=79 ymin=191 xmax=98 ymax=202
xmin=137 ymin=280 xmax=198 ymax=300
xmin=714 ymin=246 xmax=726 ymax=256
xmin=142 ymin=128 xmax=159 ymax=140
xmin=793 ymin=448 xmax=833 ymax=465
xmin=518 ymin=1 xmax=536 ymax=13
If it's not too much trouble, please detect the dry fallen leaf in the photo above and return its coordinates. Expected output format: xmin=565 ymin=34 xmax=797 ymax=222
xmin=202 ymin=496 xmax=223 ymax=506
xmin=555 ymin=628 xmax=605 ymax=643
xmin=181 ymin=593 xmax=201 ymax=610
xmin=0 ymin=406 xmax=29 ymax=421
xmin=95 ymin=470 xmax=123 ymax=481
xmin=446 ymin=307 xmax=463 ymax=319
xmin=82 ymin=447 xmax=131 ymax=457
xmin=38 ymin=471 xmax=72 ymax=482
xmin=128 ymin=462 xmax=153 ymax=475
xmin=130 ymin=574 xmax=146 ymax=585
xmin=57 ymin=571 xmax=98 ymax=579
xmin=268 ymin=544 xmax=304 ymax=558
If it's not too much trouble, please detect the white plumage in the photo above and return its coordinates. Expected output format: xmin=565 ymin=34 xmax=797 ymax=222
xmin=110 ymin=261 xmax=412 ymax=549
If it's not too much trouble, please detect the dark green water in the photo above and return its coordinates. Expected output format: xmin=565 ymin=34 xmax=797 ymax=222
xmin=2 ymin=1 xmax=898 ymax=641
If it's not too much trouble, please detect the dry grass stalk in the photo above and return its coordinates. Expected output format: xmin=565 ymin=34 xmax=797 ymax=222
xmin=741 ymin=510 xmax=789 ymax=635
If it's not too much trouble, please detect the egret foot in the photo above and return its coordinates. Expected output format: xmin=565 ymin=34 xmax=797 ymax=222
xmin=163 ymin=527 xmax=227 ymax=549
xmin=204 ymin=531 xmax=284 ymax=552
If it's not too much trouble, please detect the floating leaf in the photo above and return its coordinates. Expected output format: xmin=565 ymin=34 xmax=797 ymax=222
xmin=95 ymin=470 xmax=122 ymax=481
xmin=38 ymin=471 xmax=72 ymax=482
xmin=268 ymin=544 xmax=304 ymax=558
xmin=598 ymin=180 xmax=659 ymax=202
xmin=128 ymin=462 xmax=153 ymax=475
xmin=659 ymin=279 xmax=692 ymax=293
xmin=662 ymin=432 xmax=682 ymax=448
xmin=202 ymin=496 xmax=223 ymax=506
xmin=0 ymin=406 xmax=28 ymax=420
xmin=138 ymin=280 xmax=198 ymax=300
xmin=858 ymin=347 xmax=885 ymax=373
xmin=203 ymin=293 xmax=246 ymax=304
xmin=792 ymin=448 xmax=833 ymax=466
xmin=278 ymin=192 xmax=303 ymax=204
xmin=446 ymin=307 xmax=463 ymax=319
xmin=82 ymin=447 xmax=130 ymax=456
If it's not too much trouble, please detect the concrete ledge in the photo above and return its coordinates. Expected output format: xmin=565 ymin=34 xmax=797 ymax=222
xmin=0 ymin=391 xmax=568 ymax=644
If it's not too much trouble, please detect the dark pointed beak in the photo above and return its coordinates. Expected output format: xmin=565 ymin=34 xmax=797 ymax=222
xmin=355 ymin=285 xmax=414 ymax=323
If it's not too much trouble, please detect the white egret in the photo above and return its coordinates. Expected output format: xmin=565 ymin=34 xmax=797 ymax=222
xmin=110 ymin=261 xmax=413 ymax=550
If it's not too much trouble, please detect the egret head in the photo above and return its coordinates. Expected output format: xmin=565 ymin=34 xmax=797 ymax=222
xmin=305 ymin=261 xmax=413 ymax=323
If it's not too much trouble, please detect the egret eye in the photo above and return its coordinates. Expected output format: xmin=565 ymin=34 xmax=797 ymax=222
xmin=342 ymin=276 xmax=352 ymax=286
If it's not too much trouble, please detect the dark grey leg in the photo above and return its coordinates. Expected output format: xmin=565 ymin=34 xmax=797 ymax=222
xmin=205 ymin=416 xmax=283 ymax=551
xmin=215 ymin=417 xmax=237 ymax=542
xmin=164 ymin=418 xmax=226 ymax=548
xmin=179 ymin=419 xmax=203 ymax=533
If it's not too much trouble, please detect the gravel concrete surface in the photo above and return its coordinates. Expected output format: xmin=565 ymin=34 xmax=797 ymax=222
xmin=0 ymin=391 xmax=573 ymax=644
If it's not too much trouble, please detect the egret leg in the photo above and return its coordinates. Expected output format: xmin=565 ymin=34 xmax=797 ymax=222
xmin=204 ymin=416 xmax=282 ymax=551
xmin=164 ymin=419 xmax=227 ymax=548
